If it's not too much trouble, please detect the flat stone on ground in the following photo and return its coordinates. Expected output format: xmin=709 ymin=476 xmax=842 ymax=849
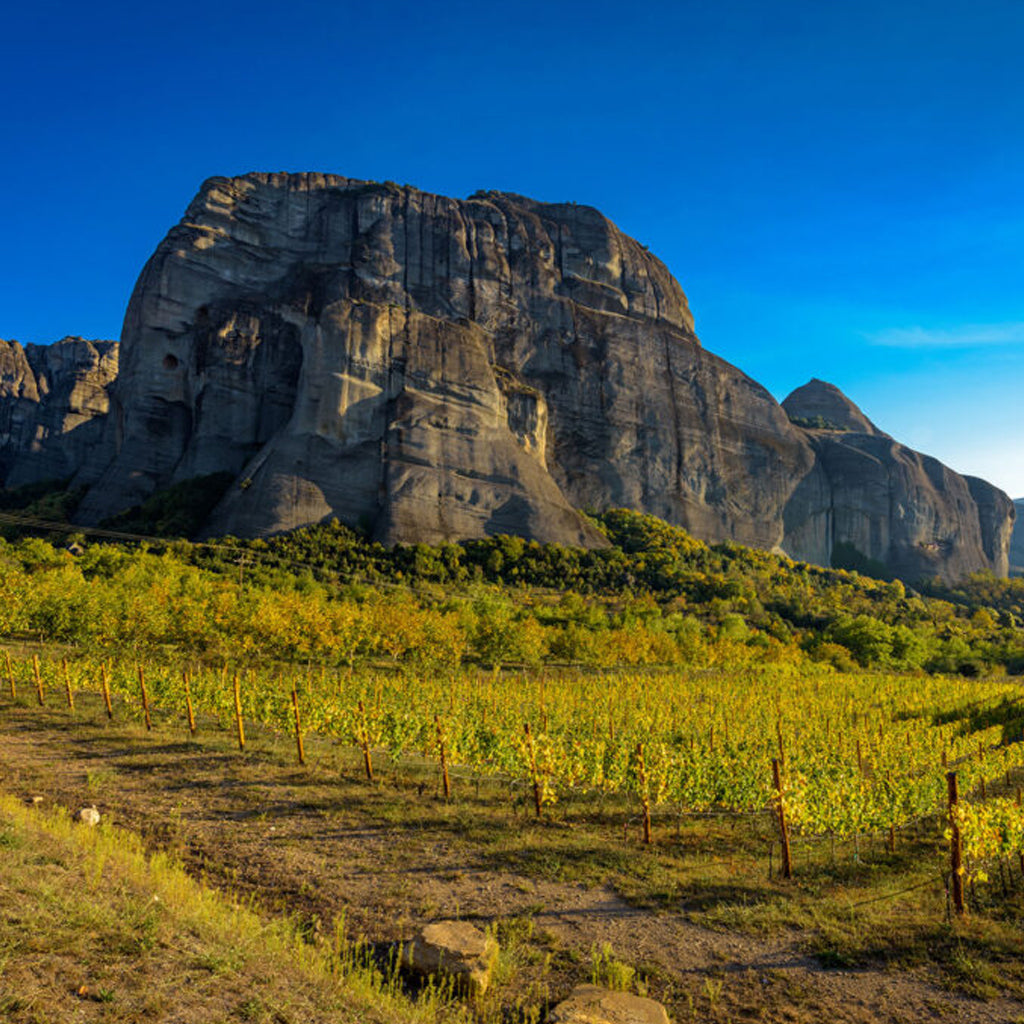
xmin=549 ymin=984 xmax=671 ymax=1024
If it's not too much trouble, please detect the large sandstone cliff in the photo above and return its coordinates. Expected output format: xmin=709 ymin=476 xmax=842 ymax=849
xmin=0 ymin=173 xmax=1013 ymax=580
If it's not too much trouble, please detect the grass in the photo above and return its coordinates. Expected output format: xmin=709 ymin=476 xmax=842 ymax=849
xmin=589 ymin=942 xmax=636 ymax=991
xmin=0 ymin=793 xmax=466 ymax=1024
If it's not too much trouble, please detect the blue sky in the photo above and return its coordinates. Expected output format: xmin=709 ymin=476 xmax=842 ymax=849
xmin=3 ymin=0 xmax=1022 ymax=495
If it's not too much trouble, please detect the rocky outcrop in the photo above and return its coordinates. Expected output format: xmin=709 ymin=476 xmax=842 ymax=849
xmin=72 ymin=172 xmax=817 ymax=554
xmin=1011 ymin=500 xmax=1024 ymax=575
xmin=781 ymin=381 xmax=1014 ymax=580
xmin=0 ymin=337 xmax=118 ymax=489
xmin=783 ymin=378 xmax=887 ymax=436
xmin=0 ymin=173 xmax=1013 ymax=581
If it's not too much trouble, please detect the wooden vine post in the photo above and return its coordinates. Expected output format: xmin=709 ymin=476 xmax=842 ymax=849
xmin=1017 ymin=788 xmax=1024 ymax=880
xmin=886 ymin=772 xmax=896 ymax=854
xmin=635 ymin=742 xmax=652 ymax=844
xmin=771 ymin=758 xmax=793 ymax=879
xmin=5 ymin=650 xmax=15 ymax=700
xmin=33 ymin=654 xmax=44 ymax=706
xmin=435 ymin=714 xmax=451 ymax=801
xmin=291 ymin=685 xmax=305 ymax=765
xmin=539 ymin=674 xmax=547 ymax=733
xmin=137 ymin=664 xmax=152 ymax=731
xmin=100 ymin=664 xmax=114 ymax=720
xmin=357 ymin=700 xmax=373 ymax=782
xmin=182 ymin=670 xmax=196 ymax=735
xmin=524 ymin=722 xmax=543 ymax=819
xmin=947 ymin=771 xmax=965 ymax=917
xmin=62 ymin=658 xmax=74 ymax=711
xmin=232 ymin=675 xmax=245 ymax=751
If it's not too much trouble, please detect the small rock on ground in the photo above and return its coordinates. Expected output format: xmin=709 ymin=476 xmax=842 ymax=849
xmin=403 ymin=919 xmax=498 ymax=996
xmin=548 ymin=984 xmax=671 ymax=1024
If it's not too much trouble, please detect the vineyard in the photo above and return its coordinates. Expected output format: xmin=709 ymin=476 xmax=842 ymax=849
xmin=4 ymin=514 xmax=1024 ymax=1018
xmin=8 ymin=648 xmax=1024 ymax=911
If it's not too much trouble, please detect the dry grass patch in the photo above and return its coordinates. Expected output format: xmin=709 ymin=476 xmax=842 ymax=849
xmin=0 ymin=793 xmax=465 ymax=1024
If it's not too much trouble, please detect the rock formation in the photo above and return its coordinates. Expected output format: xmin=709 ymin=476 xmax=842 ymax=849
xmin=1011 ymin=500 xmax=1024 ymax=575
xmin=782 ymin=378 xmax=888 ymax=436
xmin=0 ymin=337 xmax=118 ymax=489
xmin=72 ymin=172 xmax=818 ymax=554
xmin=0 ymin=172 xmax=1014 ymax=581
xmin=782 ymin=381 xmax=1014 ymax=580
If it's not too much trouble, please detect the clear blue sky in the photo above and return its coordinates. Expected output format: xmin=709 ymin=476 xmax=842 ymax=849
xmin=3 ymin=0 xmax=1022 ymax=495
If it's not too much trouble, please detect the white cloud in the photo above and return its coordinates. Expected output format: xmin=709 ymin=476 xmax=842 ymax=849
xmin=866 ymin=322 xmax=1024 ymax=349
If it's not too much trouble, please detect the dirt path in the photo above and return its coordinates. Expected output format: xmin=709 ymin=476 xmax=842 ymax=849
xmin=1 ymin=707 xmax=1021 ymax=1024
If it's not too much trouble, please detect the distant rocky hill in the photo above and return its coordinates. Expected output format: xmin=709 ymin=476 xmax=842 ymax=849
xmin=1011 ymin=500 xmax=1024 ymax=575
xmin=0 ymin=337 xmax=117 ymax=488
xmin=783 ymin=378 xmax=889 ymax=436
xmin=780 ymin=379 xmax=1013 ymax=581
xmin=0 ymin=173 xmax=1014 ymax=580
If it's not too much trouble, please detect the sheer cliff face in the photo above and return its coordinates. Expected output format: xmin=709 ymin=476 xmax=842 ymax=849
xmin=0 ymin=337 xmax=118 ymax=488
xmin=73 ymin=172 xmax=817 ymax=552
xmin=1011 ymin=500 xmax=1024 ymax=575
xmin=2 ymin=173 xmax=1012 ymax=580
xmin=781 ymin=381 xmax=1014 ymax=579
